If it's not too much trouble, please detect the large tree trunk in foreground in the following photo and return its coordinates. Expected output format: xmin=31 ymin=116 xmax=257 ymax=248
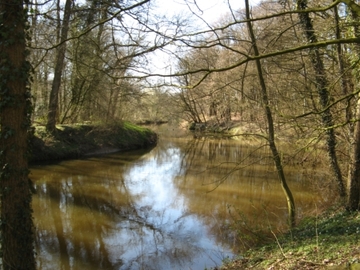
xmin=0 ymin=0 xmax=36 ymax=269
xmin=347 ymin=98 xmax=360 ymax=210
xmin=346 ymin=7 xmax=360 ymax=211
xmin=245 ymin=0 xmax=296 ymax=227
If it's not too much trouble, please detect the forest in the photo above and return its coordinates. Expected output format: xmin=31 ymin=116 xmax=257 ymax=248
xmin=1 ymin=0 xmax=360 ymax=269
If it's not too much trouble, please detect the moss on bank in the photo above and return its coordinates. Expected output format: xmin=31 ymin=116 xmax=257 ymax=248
xmin=218 ymin=207 xmax=360 ymax=270
xmin=30 ymin=122 xmax=157 ymax=163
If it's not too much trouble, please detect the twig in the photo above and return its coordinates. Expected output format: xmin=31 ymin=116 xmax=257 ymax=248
xmin=271 ymin=230 xmax=287 ymax=259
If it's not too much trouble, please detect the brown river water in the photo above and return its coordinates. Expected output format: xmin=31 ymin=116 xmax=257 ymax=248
xmin=30 ymin=134 xmax=332 ymax=270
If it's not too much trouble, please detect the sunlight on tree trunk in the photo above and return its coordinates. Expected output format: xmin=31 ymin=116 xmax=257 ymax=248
xmin=46 ymin=0 xmax=73 ymax=133
xmin=297 ymin=0 xmax=346 ymax=198
xmin=346 ymin=7 xmax=360 ymax=211
xmin=245 ymin=0 xmax=296 ymax=227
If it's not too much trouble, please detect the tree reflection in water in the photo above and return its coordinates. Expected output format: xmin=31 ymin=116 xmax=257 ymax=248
xmin=31 ymin=136 xmax=328 ymax=269
xmin=32 ymin=143 xmax=233 ymax=270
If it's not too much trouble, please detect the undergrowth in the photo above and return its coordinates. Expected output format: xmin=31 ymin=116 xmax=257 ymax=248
xmin=218 ymin=205 xmax=360 ymax=270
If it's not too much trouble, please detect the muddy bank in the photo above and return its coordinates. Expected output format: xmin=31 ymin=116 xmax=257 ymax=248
xmin=30 ymin=122 xmax=158 ymax=163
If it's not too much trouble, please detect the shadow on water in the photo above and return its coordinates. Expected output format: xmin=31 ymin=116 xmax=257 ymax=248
xmin=31 ymin=136 xmax=331 ymax=269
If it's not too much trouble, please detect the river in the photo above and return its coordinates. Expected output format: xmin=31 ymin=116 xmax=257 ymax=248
xmin=30 ymin=133 xmax=332 ymax=270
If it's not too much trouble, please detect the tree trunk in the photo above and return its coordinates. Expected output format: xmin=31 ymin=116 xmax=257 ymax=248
xmin=0 ymin=0 xmax=36 ymax=269
xmin=245 ymin=0 xmax=296 ymax=227
xmin=46 ymin=0 xmax=73 ymax=132
xmin=347 ymin=97 xmax=360 ymax=210
xmin=297 ymin=0 xmax=346 ymax=198
xmin=334 ymin=5 xmax=353 ymax=125
xmin=346 ymin=7 xmax=360 ymax=211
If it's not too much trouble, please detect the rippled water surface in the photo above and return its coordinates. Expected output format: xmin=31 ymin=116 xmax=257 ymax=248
xmin=31 ymin=135 xmax=330 ymax=269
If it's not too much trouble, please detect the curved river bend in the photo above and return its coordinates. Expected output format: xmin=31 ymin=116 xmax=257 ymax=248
xmin=31 ymin=136 xmax=330 ymax=270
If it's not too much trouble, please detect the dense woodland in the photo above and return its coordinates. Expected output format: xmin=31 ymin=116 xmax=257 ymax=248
xmin=2 ymin=0 xmax=360 ymax=268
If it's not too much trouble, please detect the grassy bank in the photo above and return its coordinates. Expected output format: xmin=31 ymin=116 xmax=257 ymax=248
xmin=30 ymin=121 xmax=158 ymax=163
xmin=216 ymin=125 xmax=359 ymax=269
xmin=218 ymin=206 xmax=360 ymax=270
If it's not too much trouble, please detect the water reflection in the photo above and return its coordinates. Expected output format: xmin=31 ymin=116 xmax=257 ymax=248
xmin=31 ymin=137 xmax=329 ymax=269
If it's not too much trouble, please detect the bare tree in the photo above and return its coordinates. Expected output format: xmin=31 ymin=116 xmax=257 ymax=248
xmin=245 ymin=0 xmax=295 ymax=227
xmin=46 ymin=0 xmax=73 ymax=132
xmin=346 ymin=6 xmax=360 ymax=210
xmin=297 ymin=0 xmax=346 ymax=197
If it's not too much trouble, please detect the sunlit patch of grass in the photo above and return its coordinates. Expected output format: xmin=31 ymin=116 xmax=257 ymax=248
xmin=218 ymin=206 xmax=360 ymax=269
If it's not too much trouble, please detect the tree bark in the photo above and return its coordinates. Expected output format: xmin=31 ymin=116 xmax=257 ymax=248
xmin=46 ymin=0 xmax=73 ymax=132
xmin=297 ymin=0 xmax=346 ymax=198
xmin=245 ymin=0 xmax=296 ymax=227
xmin=334 ymin=4 xmax=353 ymax=125
xmin=346 ymin=7 xmax=360 ymax=211
xmin=0 ymin=0 xmax=36 ymax=269
xmin=347 ymin=97 xmax=360 ymax=210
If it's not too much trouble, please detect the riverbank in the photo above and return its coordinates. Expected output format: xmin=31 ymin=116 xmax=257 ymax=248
xmin=218 ymin=205 xmax=360 ymax=270
xmin=30 ymin=122 xmax=157 ymax=163
xmin=188 ymin=122 xmax=360 ymax=269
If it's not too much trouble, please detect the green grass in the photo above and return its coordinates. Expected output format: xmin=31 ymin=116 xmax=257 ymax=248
xmin=219 ymin=206 xmax=360 ymax=269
